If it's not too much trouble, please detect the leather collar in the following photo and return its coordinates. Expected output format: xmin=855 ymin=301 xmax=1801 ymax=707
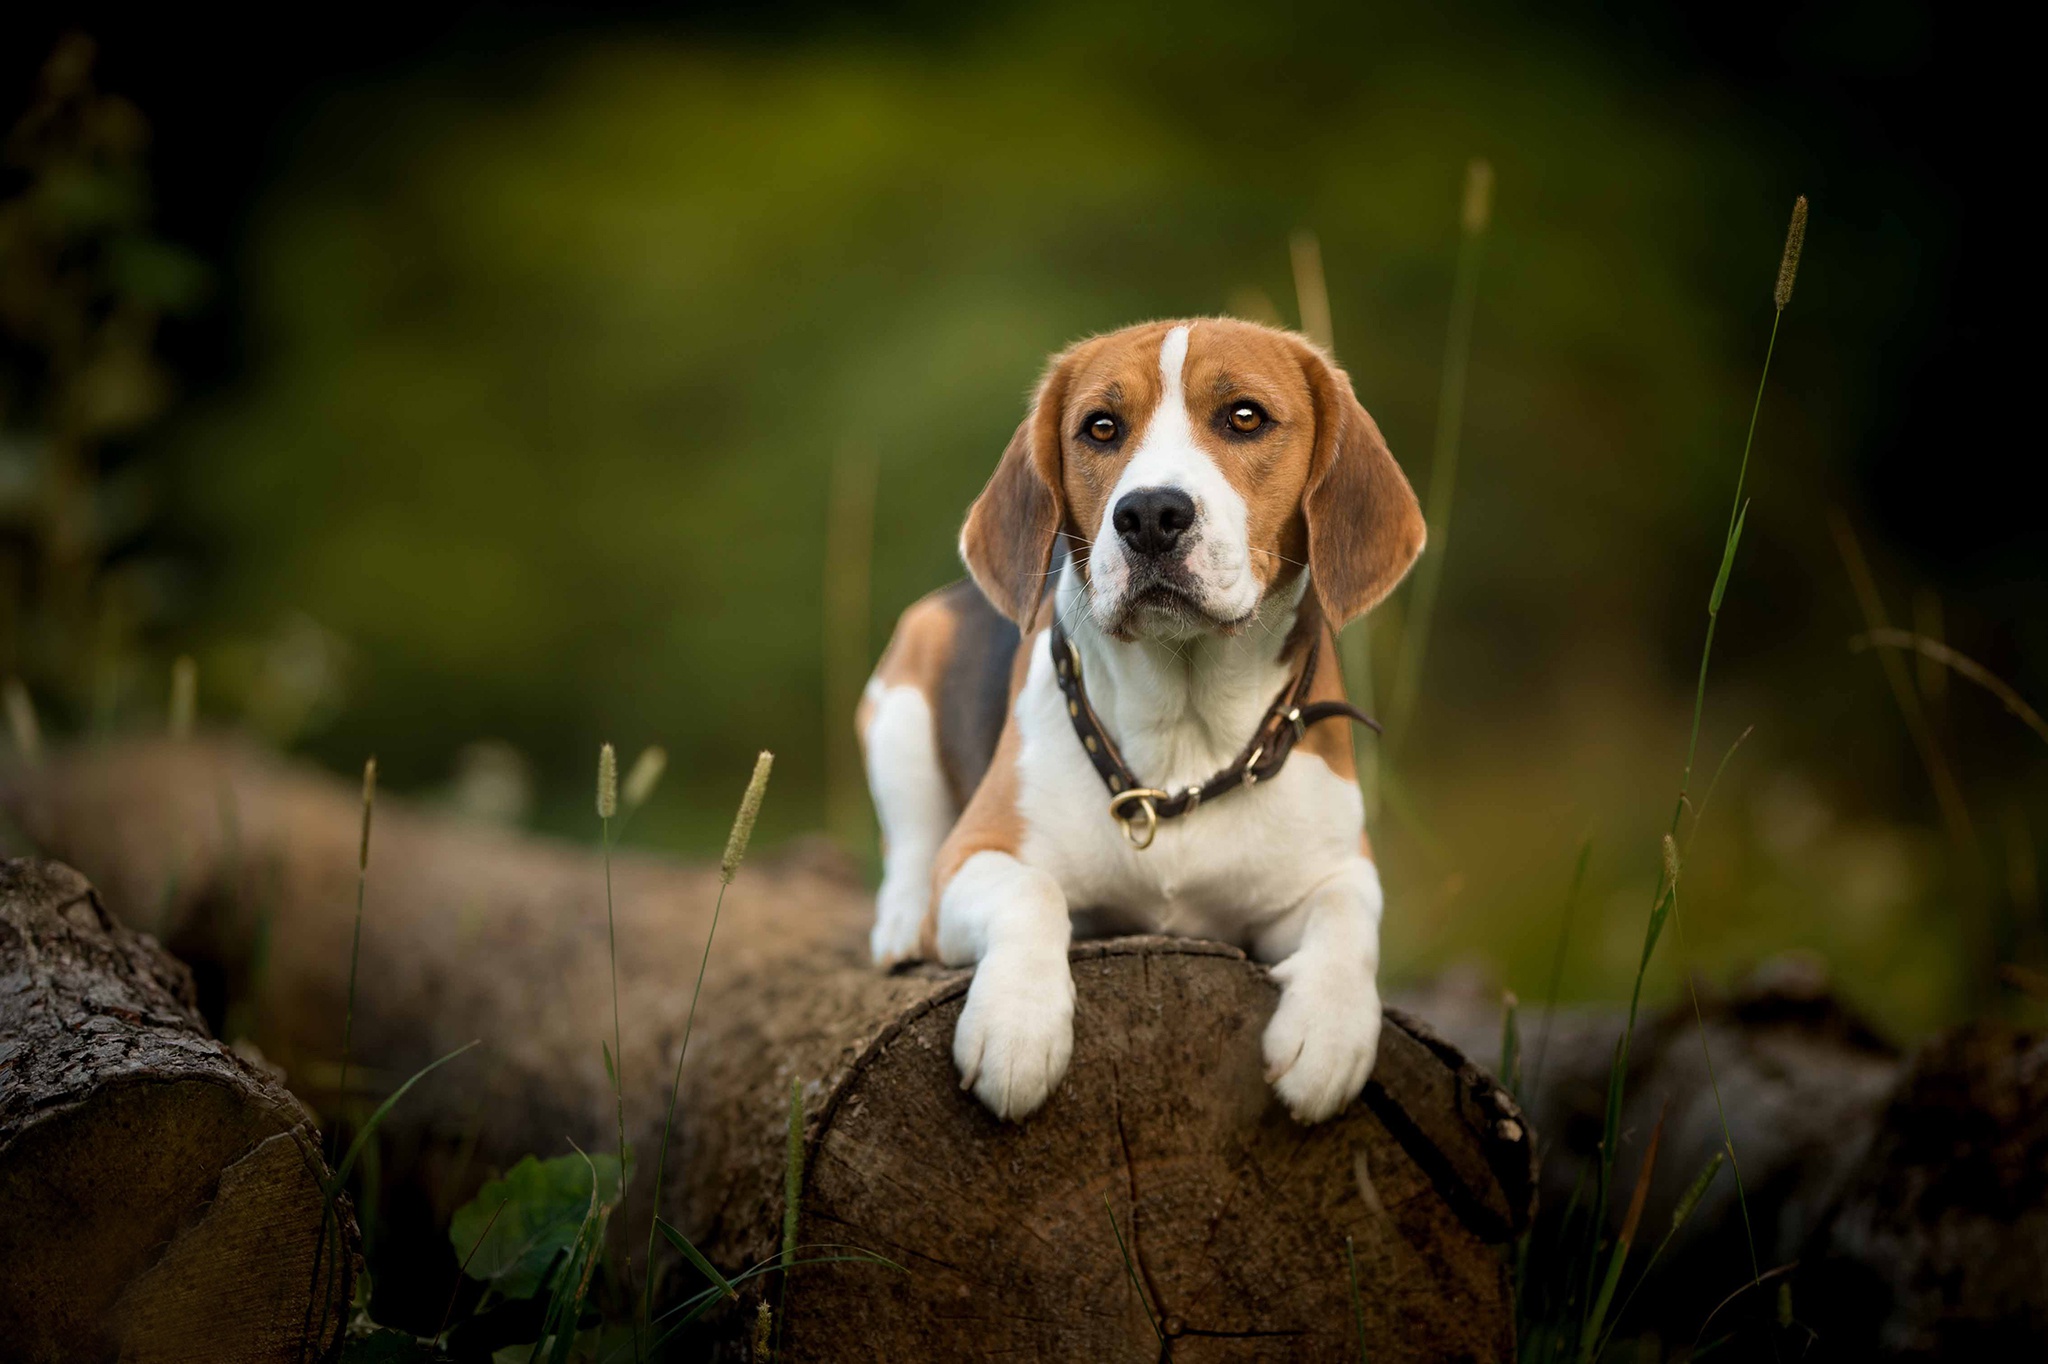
xmin=1047 ymin=612 xmax=1380 ymax=850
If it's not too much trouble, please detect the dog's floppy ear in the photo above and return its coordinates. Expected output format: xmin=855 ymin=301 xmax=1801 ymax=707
xmin=959 ymin=353 xmax=1073 ymax=624
xmin=1299 ymin=345 xmax=1427 ymax=629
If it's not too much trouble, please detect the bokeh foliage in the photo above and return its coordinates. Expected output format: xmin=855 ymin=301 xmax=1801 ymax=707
xmin=9 ymin=3 xmax=2043 ymax=1033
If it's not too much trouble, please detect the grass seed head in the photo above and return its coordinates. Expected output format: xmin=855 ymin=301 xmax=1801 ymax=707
xmin=359 ymin=756 xmax=378 ymax=870
xmin=1671 ymin=1149 xmax=1724 ymax=1231
xmin=722 ymin=750 xmax=774 ymax=884
xmin=597 ymin=742 xmax=618 ymax=820
xmin=623 ymin=744 xmax=667 ymax=810
xmin=168 ymin=655 xmax=197 ymax=740
xmin=1775 ymin=194 xmax=1808 ymax=310
xmin=1661 ymin=833 xmax=1681 ymax=891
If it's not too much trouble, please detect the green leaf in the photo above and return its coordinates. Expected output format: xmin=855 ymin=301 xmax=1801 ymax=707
xmin=601 ymin=1041 xmax=615 ymax=1085
xmin=1707 ymin=501 xmax=1748 ymax=616
xmin=658 ymin=1217 xmax=738 ymax=1300
xmin=449 ymin=1152 xmax=623 ymax=1300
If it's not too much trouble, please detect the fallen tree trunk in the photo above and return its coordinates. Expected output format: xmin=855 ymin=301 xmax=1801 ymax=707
xmin=1399 ymin=966 xmax=2048 ymax=1354
xmin=1802 ymin=1022 xmax=2048 ymax=1357
xmin=4 ymin=739 xmax=1533 ymax=1361
xmin=0 ymin=857 xmax=356 ymax=1364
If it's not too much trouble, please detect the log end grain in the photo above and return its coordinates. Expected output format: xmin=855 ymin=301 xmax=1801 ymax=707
xmin=0 ymin=859 xmax=355 ymax=1363
xmin=754 ymin=939 xmax=1533 ymax=1364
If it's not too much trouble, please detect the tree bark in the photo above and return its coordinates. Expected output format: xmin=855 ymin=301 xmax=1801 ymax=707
xmin=4 ymin=740 xmax=1533 ymax=1361
xmin=0 ymin=856 xmax=356 ymax=1364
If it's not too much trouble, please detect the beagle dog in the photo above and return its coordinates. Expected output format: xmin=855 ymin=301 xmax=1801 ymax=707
xmin=858 ymin=318 xmax=1425 ymax=1123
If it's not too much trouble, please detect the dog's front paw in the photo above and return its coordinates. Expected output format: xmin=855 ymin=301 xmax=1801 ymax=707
xmin=869 ymin=875 xmax=927 ymax=968
xmin=1262 ymin=958 xmax=1381 ymax=1124
xmin=952 ymin=948 xmax=1074 ymax=1121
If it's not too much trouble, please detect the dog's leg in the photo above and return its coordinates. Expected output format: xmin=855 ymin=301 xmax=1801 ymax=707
xmin=859 ymin=679 xmax=955 ymax=966
xmin=935 ymin=849 xmax=1074 ymax=1121
xmin=1252 ymin=857 xmax=1385 ymax=1123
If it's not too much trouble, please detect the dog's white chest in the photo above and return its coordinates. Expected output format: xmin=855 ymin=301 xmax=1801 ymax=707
xmin=1010 ymin=633 xmax=1365 ymax=942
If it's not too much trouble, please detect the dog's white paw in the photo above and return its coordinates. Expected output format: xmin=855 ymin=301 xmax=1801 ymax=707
xmin=952 ymin=947 xmax=1074 ymax=1121
xmin=1262 ymin=957 xmax=1381 ymax=1124
xmin=869 ymin=875 xmax=927 ymax=967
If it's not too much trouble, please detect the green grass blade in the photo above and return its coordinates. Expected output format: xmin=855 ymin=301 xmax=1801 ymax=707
xmin=1528 ymin=839 xmax=1591 ymax=1108
xmin=658 ymin=1218 xmax=737 ymax=1301
xmin=1708 ymin=502 xmax=1749 ymax=616
xmin=1346 ymin=1235 xmax=1368 ymax=1362
xmin=783 ymin=1077 xmax=803 ymax=1270
xmin=330 ymin=1039 xmax=478 ymax=1192
xmin=1102 ymin=1192 xmax=1163 ymax=1343
xmin=645 ymin=755 xmax=772 ymax=1340
xmin=1595 ymin=1151 xmax=1723 ymax=1360
xmin=774 ymin=1073 xmax=804 ymax=1358
xmin=1387 ymin=158 xmax=1493 ymax=751
xmin=540 ymin=1145 xmax=610 ymax=1364
xmin=1580 ymin=1243 xmax=1629 ymax=1363
xmin=634 ymin=1252 xmax=903 ymax=1359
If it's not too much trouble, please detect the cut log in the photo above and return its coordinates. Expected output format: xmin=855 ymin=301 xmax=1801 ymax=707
xmin=1802 ymin=1023 xmax=2048 ymax=1357
xmin=1398 ymin=961 xmax=1903 ymax=1300
xmin=1399 ymin=965 xmax=2048 ymax=1354
xmin=0 ymin=857 xmax=356 ymax=1364
xmin=688 ymin=942 xmax=1534 ymax=1361
xmin=4 ymin=740 xmax=1533 ymax=1360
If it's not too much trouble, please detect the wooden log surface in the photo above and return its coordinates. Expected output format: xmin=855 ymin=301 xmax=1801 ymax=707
xmin=1400 ymin=965 xmax=2048 ymax=1353
xmin=3 ymin=739 xmax=1534 ymax=1361
xmin=0 ymin=857 xmax=356 ymax=1364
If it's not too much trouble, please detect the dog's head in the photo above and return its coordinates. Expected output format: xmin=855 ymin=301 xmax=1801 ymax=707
xmin=960 ymin=318 xmax=1426 ymax=640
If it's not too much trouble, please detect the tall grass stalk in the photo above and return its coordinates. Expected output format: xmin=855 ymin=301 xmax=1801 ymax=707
xmin=1596 ymin=1150 xmax=1723 ymax=1360
xmin=773 ymin=1074 xmax=803 ymax=1359
xmin=1345 ymin=1235 xmax=1369 ymax=1362
xmin=334 ymin=757 xmax=376 ymax=1160
xmin=595 ymin=742 xmax=638 ymax=1363
xmin=1578 ymin=1106 xmax=1665 ymax=1360
xmin=438 ymin=1196 xmax=509 ymax=1345
xmin=1289 ymin=229 xmax=1335 ymax=354
xmin=4 ymin=677 xmax=41 ymax=766
xmin=823 ymin=447 xmax=876 ymax=850
xmin=1831 ymin=512 xmax=1992 ymax=979
xmin=168 ymin=654 xmax=196 ymax=739
xmin=1852 ymin=629 xmax=2048 ymax=748
xmin=1498 ymin=991 xmax=1522 ymax=1099
xmin=1528 ymin=841 xmax=1591 ymax=1109
xmin=642 ymin=752 xmax=774 ymax=1340
xmin=1386 ymin=158 xmax=1493 ymax=752
xmin=1586 ymin=195 xmax=1810 ymax=1346
xmin=1290 ymin=228 xmax=1386 ymax=822
xmin=1103 ymin=1192 xmax=1164 ymax=1343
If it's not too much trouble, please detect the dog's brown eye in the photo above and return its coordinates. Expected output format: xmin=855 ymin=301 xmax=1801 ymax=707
xmin=1228 ymin=404 xmax=1264 ymax=433
xmin=1086 ymin=415 xmax=1119 ymax=443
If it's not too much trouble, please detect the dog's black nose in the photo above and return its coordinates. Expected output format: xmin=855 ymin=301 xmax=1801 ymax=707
xmin=1112 ymin=487 xmax=1197 ymax=557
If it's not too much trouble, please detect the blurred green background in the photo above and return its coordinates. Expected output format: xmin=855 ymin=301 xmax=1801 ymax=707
xmin=4 ymin=1 xmax=2041 ymax=1036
